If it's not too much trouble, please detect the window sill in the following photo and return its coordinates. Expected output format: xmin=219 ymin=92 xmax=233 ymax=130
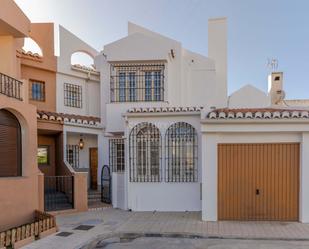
xmin=0 ymin=176 xmax=29 ymax=180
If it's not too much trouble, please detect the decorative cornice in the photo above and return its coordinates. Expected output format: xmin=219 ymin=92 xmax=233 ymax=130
xmin=37 ymin=110 xmax=101 ymax=126
xmin=207 ymin=108 xmax=309 ymax=120
xmin=127 ymin=106 xmax=203 ymax=113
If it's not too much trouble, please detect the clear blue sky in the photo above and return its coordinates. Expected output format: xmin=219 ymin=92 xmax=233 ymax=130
xmin=15 ymin=0 xmax=309 ymax=99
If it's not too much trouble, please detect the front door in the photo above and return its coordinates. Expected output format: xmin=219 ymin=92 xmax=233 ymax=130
xmin=218 ymin=143 xmax=299 ymax=221
xmin=89 ymin=148 xmax=98 ymax=189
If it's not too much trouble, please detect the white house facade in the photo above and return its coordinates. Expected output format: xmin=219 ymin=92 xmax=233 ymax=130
xmin=56 ymin=26 xmax=103 ymax=190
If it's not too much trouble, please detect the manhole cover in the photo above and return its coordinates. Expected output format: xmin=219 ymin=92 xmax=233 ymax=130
xmin=74 ymin=225 xmax=95 ymax=231
xmin=56 ymin=232 xmax=73 ymax=237
xmin=83 ymin=219 xmax=103 ymax=226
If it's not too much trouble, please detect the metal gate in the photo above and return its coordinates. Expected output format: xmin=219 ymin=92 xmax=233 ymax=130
xmin=101 ymin=165 xmax=111 ymax=204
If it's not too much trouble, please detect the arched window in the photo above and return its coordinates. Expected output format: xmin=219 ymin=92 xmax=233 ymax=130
xmin=129 ymin=122 xmax=161 ymax=182
xmin=165 ymin=122 xmax=197 ymax=182
xmin=0 ymin=109 xmax=21 ymax=177
xmin=23 ymin=38 xmax=43 ymax=56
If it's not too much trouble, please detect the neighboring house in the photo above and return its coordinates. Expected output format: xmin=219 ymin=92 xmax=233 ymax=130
xmin=95 ymin=18 xmax=227 ymax=211
xmin=56 ymin=26 xmax=102 ymax=193
xmin=0 ymin=0 xmax=40 ymax=231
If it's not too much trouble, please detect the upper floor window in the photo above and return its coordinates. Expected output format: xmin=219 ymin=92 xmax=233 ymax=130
xmin=64 ymin=83 xmax=82 ymax=108
xmin=30 ymin=80 xmax=45 ymax=101
xmin=110 ymin=63 xmax=164 ymax=102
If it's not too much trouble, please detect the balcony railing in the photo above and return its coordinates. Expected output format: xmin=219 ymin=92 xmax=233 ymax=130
xmin=0 ymin=72 xmax=23 ymax=100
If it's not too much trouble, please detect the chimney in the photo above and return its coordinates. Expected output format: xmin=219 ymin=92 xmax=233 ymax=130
xmin=268 ymin=72 xmax=285 ymax=105
xmin=208 ymin=17 xmax=227 ymax=106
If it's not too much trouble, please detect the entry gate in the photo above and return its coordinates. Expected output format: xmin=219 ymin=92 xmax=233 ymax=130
xmin=101 ymin=165 xmax=111 ymax=204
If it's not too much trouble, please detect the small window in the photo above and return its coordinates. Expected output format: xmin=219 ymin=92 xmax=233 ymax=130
xmin=37 ymin=146 xmax=49 ymax=165
xmin=30 ymin=80 xmax=45 ymax=101
xmin=109 ymin=138 xmax=125 ymax=172
xmin=274 ymin=76 xmax=280 ymax=81
xmin=64 ymin=83 xmax=82 ymax=108
xmin=66 ymin=145 xmax=79 ymax=168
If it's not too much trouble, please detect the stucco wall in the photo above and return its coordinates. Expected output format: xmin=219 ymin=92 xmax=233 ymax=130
xmin=21 ymin=64 xmax=57 ymax=112
xmin=228 ymin=84 xmax=270 ymax=108
xmin=124 ymin=114 xmax=202 ymax=211
xmin=56 ymin=26 xmax=100 ymax=117
xmin=56 ymin=74 xmax=100 ymax=117
xmin=0 ymin=94 xmax=39 ymax=230
xmin=96 ymin=21 xmax=227 ymax=134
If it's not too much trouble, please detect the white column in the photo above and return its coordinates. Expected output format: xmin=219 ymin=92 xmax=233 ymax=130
xmin=202 ymin=133 xmax=218 ymax=221
xmin=300 ymin=132 xmax=309 ymax=223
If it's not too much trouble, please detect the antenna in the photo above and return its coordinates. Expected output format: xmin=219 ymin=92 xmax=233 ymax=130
xmin=267 ymin=58 xmax=278 ymax=72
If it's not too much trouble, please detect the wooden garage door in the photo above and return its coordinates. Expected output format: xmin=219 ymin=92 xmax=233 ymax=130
xmin=218 ymin=143 xmax=299 ymax=221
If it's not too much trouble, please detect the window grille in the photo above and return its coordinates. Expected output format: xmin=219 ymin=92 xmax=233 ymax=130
xmin=129 ymin=122 xmax=161 ymax=182
xmin=110 ymin=63 xmax=164 ymax=102
xmin=30 ymin=80 xmax=45 ymax=101
xmin=64 ymin=83 xmax=82 ymax=108
xmin=66 ymin=145 xmax=79 ymax=168
xmin=109 ymin=138 xmax=125 ymax=172
xmin=165 ymin=122 xmax=198 ymax=182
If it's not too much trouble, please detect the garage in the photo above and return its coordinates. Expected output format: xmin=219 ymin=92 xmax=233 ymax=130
xmin=218 ymin=143 xmax=299 ymax=221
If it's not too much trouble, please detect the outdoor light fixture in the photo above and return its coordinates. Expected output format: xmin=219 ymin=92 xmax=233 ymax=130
xmin=78 ymin=135 xmax=84 ymax=150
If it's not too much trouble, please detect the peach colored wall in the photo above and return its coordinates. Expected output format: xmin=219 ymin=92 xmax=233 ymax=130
xmin=38 ymin=135 xmax=56 ymax=176
xmin=20 ymin=23 xmax=57 ymax=112
xmin=0 ymin=36 xmax=21 ymax=78
xmin=21 ymin=64 xmax=57 ymax=112
xmin=0 ymin=92 xmax=40 ymax=231
xmin=0 ymin=0 xmax=30 ymax=38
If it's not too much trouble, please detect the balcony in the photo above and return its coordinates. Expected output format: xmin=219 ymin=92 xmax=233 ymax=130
xmin=0 ymin=72 xmax=23 ymax=100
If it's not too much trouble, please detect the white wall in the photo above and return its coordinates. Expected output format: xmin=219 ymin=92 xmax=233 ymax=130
xmin=228 ymin=84 xmax=270 ymax=108
xmin=95 ymin=21 xmax=225 ymax=133
xmin=66 ymin=132 xmax=98 ymax=169
xmin=125 ymin=114 xmax=202 ymax=211
xmin=201 ymin=121 xmax=309 ymax=222
xmin=56 ymin=74 xmax=100 ymax=116
xmin=56 ymin=25 xmax=100 ymax=117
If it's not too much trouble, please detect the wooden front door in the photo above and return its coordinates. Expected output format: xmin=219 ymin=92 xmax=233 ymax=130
xmin=89 ymin=148 xmax=98 ymax=189
xmin=218 ymin=143 xmax=299 ymax=221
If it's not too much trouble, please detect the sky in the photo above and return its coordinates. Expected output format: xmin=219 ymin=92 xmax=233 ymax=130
xmin=15 ymin=0 xmax=309 ymax=99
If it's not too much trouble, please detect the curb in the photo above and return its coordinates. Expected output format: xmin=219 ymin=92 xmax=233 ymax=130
xmin=79 ymin=232 xmax=309 ymax=248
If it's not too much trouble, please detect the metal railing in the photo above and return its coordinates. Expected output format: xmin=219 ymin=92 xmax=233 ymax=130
xmin=44 ymin=176 xmax=74 ymax=211
xmin=0 ymin=72 xmax=23 ymax=100
xmin=110 ymin=63 xmax=165 ymax=102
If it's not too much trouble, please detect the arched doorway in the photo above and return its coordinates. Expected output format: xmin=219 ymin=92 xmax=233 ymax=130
xmin=0 ymin=109 xmax=22 ymax=177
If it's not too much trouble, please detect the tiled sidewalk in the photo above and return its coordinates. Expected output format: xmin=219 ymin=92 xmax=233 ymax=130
xmin=22 ymin=209 xmax=309 ymax=249
xmin=116 ymin=211 xmax=309 ymax=239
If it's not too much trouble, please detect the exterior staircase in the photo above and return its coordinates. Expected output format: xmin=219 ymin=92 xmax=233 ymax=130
xmin=44 ymin=191 xmax=73 ymax=211
xmin=88 ymin=189 xmax=110 ymax=208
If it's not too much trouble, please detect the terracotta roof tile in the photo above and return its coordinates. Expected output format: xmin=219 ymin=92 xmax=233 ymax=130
xmin=37 ymin=110 xmax=101 ymax=126
xmin=207 ymin=108 xmax=309 ymax=119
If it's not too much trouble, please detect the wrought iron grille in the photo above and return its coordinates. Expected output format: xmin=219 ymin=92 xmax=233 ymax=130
xmin=129 ymin=122 xmax=161 ymax=182
xmin=109 ymin=138 xmax=125 ymax=172
xmin=66 ymin=145 xmax=79 ymax=168
xmin=0 ymin=72 xmax=23 ymax=100
xmin=64 ymin=83 xmax=82 ymax=108
xmin=44 ymin=175 xmax=74 ymax=211
xmin=165 ymin=122 xmax=198 ymax=182
xmin=30 ymin=80 xmax=45 ymax=101
xmin=110 ymin=63 xmax=165 ymax=102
